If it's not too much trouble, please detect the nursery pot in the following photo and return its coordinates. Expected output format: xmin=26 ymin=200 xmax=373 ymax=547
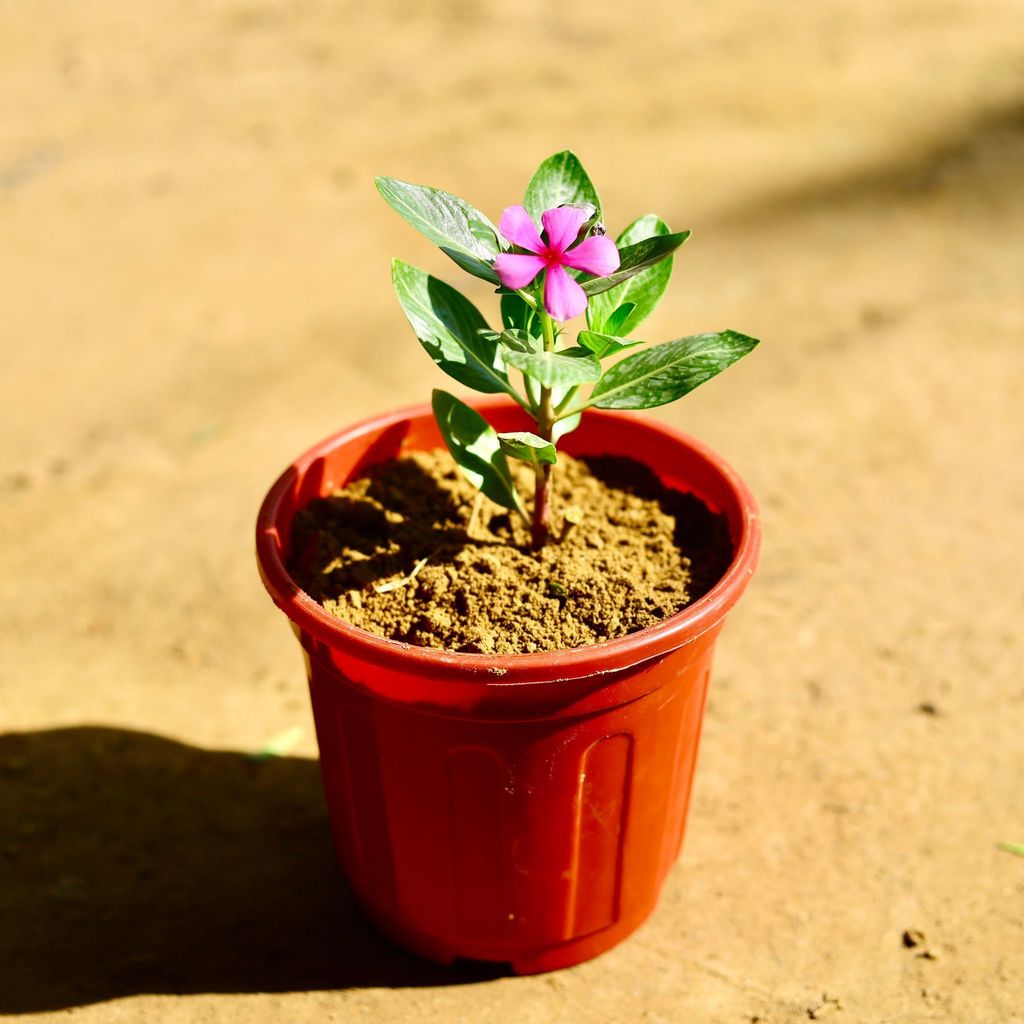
xmin=256 ymin=398 xmax=760 ymax=974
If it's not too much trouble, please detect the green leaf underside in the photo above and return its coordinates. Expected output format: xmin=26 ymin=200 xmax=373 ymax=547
xmin=392 ymin=260 xmax=510 ymax=395
xmin=581 ymin=231 xmax=690 ymax=297
xmin=432 ymin=390 xmax=523 ymax=513
xmin=501 ymin=346 xmax=602 ymax=389
xmin=603 ymin=302 xmax=637 ymax=337
xmin=587 ymin=215 xmax=674 ymax=333
xmin=584 ymin=331 xmax=759 ymax=411
xmin=550 ymin=379 xmax=581 ymax=442
xmin=442 ymin=248 xmax=499 ymax=284
xmin=551 ymin=410 xmax=581 ymax=443
xmin=524 ymin=151 xmax=602 ymax=224
xmin=577 ymin=330 xmax=645 ymax=359
xmin=376 ymin=177 xmax=501 ymax=284
xmin=497 ymin=431 xmax=558 ymax=467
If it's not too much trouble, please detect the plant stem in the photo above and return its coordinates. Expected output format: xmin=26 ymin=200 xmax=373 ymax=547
xmin=532 ymin=309 xmax=557 ymax=549
xmin=554 ymin=385 xmax=579 ymax=416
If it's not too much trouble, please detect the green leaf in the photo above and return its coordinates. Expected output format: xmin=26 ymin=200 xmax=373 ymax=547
xmin=432 ymin=390 xmax=524 ymax=514
xmin=577 ymin=330 xmax=645 ymax=359
xmin=497 ymin=431 xmax=557 ymax=467
xmin=246 ymin=726 xmax=304 ymax=762
xmin=587 ymin=215 xmax=675 ymax=332
xmin=501 ymin=292 xmax=540 ymax=336
xmin=581 ymin=231 xmax=690 ymax=297
xmin=376 ymin=176 xmax=502 ymax=284
xmin=582 ymin=330 xmax=759 ymax=411
xmin=603 ymin=302 xmax=637 ymax=337
xmin=524 ymin=151 xmax=601 ymax=224
xmin=998 ymin=841 xmax=1024 ymax=858
xmin=392 ymin=259 xmax=510 ymax=395
xmin=498 ymin=297 xmax=542 ymax=405
xmin=498 ymin=328 xmax=542 ymax=353
xmin=501 ymin=346 xmax=602 ymax=389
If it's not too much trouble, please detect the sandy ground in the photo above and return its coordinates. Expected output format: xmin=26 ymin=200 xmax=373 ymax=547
xmin=2 ymin=1 xmax=1023 ymax=1020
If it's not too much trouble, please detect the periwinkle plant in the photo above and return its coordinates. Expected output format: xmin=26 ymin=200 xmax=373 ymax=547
xmin=377 ymin=151 xmax=758 ymax=549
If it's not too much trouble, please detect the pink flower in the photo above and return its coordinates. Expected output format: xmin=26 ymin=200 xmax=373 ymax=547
xmin=493 ymin=205 xmax=620 ymax=322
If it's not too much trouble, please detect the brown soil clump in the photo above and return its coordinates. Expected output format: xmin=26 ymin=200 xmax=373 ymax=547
xmin=288 ymin=450 xmax=733 ymax=655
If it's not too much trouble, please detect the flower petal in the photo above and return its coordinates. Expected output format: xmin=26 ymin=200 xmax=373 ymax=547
xmin=498 ymin=205 xmax=543 ymax=253
xmin=494 ymin=253 xmax=546 ymax=290
xmin=562 ymin=235 xmax=620 ymax=277
xmin=543 ymin=265 xmax=588 ymax=322
xmin=541 ymin=206 xmax=590 ymax=254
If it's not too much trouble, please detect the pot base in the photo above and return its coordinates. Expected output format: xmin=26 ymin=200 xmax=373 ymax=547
xmin=356 ymin=893 xmax=657 ymax=975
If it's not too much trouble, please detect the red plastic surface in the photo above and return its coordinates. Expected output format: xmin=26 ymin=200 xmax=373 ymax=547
xmin=256 ymin=399 xmax=760 ymax=973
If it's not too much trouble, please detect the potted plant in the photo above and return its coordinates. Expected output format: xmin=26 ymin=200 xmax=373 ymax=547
xmin=256 ymin=151 xmax=761 ymax=973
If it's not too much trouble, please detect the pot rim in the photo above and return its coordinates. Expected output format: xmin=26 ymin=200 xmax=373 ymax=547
xmin=256 ymin=398 xmax=760 ymax=683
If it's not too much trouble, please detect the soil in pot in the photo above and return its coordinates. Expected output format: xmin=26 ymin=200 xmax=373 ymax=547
xmin=288 ymin=449 xmax=732 ymax=655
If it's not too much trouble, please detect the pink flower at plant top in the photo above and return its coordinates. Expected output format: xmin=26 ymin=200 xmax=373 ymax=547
xmin=493 ymin=205 xmax=620 ymax=322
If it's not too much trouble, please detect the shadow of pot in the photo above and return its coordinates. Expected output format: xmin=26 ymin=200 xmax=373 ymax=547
xmin=0 ymin=726 xmax=505 ymax=1013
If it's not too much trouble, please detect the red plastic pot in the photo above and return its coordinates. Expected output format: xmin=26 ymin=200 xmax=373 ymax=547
xmin=256 ymin=398 xmax=760 ymax=974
